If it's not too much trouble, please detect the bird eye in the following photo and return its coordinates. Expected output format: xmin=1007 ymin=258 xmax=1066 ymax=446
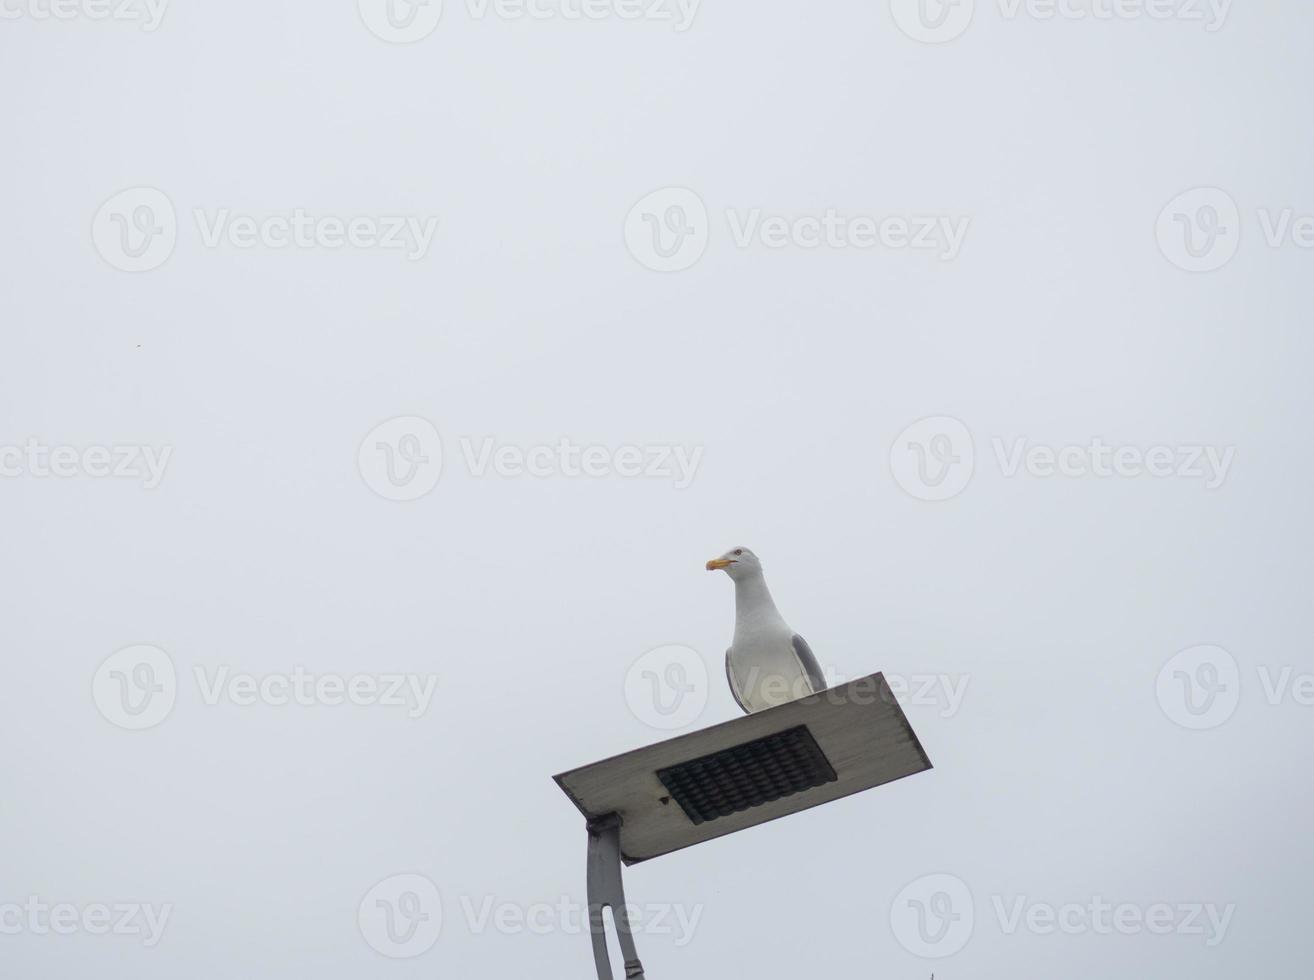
xmin=734 ymin=549 xmax=743 ymax=556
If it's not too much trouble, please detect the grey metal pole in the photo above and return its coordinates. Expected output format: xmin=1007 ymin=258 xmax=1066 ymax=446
xmin=586 ymin=814 xmax=646 ymax=980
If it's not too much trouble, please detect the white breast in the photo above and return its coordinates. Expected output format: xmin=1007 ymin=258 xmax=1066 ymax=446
xmin=727 ymin=627 xmax=813 ymax=712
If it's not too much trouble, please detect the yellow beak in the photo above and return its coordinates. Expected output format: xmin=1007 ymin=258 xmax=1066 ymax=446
xmin=705 ymin=558 xmax=734 ymax=570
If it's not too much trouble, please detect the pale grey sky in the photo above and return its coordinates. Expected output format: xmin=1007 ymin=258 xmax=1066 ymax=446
xmin=2 ymin=2 xmax=1312 ymax=977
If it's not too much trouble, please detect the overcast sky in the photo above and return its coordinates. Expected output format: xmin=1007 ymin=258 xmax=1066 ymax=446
xmin=3 ymin=2 xmax=1312 ymax=977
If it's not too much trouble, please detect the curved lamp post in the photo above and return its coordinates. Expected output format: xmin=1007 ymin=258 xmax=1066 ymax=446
xmin=554 ymin=671 xmax=933 ymax=979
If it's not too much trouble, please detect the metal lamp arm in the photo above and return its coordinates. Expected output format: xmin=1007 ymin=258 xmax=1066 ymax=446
xmin=586 ymin=815 xmax=646 ymax=980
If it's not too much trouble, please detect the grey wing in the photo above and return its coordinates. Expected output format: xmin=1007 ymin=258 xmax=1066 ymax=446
xmin=791 ymin=634 xmax=827 ymax=694
xmin=725 ymin=649 xmax=751 ymax=714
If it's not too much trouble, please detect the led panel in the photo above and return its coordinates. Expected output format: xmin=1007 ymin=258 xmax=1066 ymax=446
xmin=656 ymin=725 xmax=838 ymax=825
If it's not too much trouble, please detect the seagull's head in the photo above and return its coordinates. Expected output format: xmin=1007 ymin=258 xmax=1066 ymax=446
xmin=705 ymin=546 xmax=761 ymax=580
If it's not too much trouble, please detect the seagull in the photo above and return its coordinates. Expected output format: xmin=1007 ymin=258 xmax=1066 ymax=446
xmin=706 ymin=547 xmax=826 ymax=713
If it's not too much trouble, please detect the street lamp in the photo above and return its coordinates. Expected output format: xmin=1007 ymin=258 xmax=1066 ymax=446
xmin=554 ymin=671 xmax=933 ymax=978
